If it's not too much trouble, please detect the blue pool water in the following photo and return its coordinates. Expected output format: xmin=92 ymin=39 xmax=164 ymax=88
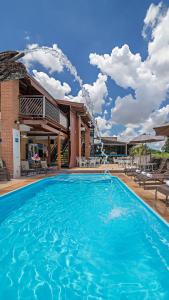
xmin=0 ymin=174 xmax=169 ymax=299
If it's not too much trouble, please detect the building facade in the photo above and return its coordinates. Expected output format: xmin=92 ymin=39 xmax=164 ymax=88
xmin=0 ymin=75 xmax=93 ymax=177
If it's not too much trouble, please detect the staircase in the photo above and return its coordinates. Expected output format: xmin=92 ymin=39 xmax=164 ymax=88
xmin=50 ymin=138 xmax=69 ymax=167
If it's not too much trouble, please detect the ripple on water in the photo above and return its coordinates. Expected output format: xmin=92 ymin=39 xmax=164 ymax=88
xmin=0 ymin=174 xmax=168 ymax=299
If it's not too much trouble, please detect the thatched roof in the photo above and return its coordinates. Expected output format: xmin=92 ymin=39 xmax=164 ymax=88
xmin=0 ymin=51 xmax=27 ymax=82
xmin=130 ymin=133 xmax=164 ymax=144
xmin=154 ymin=123 xmax=169 ymax=137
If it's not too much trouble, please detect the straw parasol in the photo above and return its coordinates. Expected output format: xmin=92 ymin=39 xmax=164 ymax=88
xmin=130 ymin=133 xmax=164 ymax=144
xmin=130 ymin=134 xmax=165 ymax=165
xmin=154 ymin=123 xmax=169 ymax=137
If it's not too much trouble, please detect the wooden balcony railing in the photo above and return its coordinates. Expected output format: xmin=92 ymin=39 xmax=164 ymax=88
xmin=19 ymin=95 xmax=68 ymax=129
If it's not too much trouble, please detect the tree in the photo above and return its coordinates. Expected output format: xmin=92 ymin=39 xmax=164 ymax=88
xmin=129 ymin=144 xmax=150 ymax=156
xmin=162 ymin=138 xmax=169 ymax=153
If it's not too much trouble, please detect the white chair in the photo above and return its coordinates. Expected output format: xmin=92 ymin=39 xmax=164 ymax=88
xmin=76 ymin=157 xmax=80 ymax=167
xmin=96 ymin=157 xmax=101 ymax=166
xmin=89 ymin=158 xmax=96 ymax=167
xmin=79 ymin=157 xmax=87 ymax=167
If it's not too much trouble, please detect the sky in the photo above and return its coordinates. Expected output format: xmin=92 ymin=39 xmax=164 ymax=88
xmin=1 ymin=0 xmax=169 ymax=143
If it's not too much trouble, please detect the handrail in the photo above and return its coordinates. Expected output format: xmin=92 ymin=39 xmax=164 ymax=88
xmin=19 ymin=96 xmax=68 ymax=129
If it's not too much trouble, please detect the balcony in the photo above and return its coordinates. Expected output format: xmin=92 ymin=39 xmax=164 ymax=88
xmin=19 ymin=95 xmax=68 ymax=129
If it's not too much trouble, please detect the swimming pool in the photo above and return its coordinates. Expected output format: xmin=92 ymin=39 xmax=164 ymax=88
xmin=0 ymin=174 xmax=168 ymax=299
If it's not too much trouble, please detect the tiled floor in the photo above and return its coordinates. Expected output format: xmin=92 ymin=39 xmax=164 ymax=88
xmin=0 ymin=167 xmax=168 ymax=223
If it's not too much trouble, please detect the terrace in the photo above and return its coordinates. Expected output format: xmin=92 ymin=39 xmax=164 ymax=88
xmin=19 ymin=95 xmax=68 ymax=133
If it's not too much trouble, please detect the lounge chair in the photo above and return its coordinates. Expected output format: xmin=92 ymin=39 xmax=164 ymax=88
xmin=21 ymin=161 xmax=36 ymax=176
xmin=124 ymin=167 xmax=137 ymax=176
xmin=137 ymin=170 xmax=169 ymax=190
xmin=155 ymin=184 xmax=169 ymax=207
xmin=0 ymin=159 xmax=10 ymax=181
xmin=133 ymin=158 xmax=167 ymax=182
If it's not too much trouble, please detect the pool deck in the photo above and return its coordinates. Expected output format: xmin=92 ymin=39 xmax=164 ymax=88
xmin=0 ymin=164 xmax=169 ymax=223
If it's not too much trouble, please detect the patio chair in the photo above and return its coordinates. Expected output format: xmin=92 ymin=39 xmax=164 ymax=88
xmin=40 ymin=161 xmax=55 ymax=174
xmin=0 ymin=159 xmax=10 ymax=181
xmin=76 ymin=157 xmax=80 ymax=167
xmin=77 ymin=157 xmax=87 ymax=167
xmin=89 ymin=158 xmax=96 ymax=167
xmin=21 ymin=161 xmax=36 ymax=176
xmin=96 ymin=157 xmax=101 ymax=166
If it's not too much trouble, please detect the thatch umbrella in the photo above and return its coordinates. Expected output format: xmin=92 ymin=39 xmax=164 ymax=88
xmin=154 ymin=123 xmax=169 ymax=137
xmin=130 ymin=134 xmax=164 ymax=166
xmin=130 ymin=133 xmax=164 ymax=144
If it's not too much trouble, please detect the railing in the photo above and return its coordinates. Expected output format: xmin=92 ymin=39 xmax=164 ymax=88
xmin=19 ymin=95 xmax=68 ymax=129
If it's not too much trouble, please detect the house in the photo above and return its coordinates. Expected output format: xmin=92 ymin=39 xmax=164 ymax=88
xmin=0 ymin=75 xmax=94 ymax=178
xmin=94 ymin=136 xmax=129 ymax=159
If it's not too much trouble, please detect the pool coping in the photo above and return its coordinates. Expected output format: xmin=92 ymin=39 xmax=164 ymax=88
xmin=0 ymin=173 xmax=168 ymax=229
xmin=114 ymin=175 xmax=169 ymax=229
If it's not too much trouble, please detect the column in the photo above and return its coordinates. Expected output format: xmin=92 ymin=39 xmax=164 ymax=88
xmin=77 ymin=115 xmax=81 ymax=159
xmin=47 ymin=135 xmax=51 ymax=165
xmin=57 ymin=134 xmax=61 ymax=170
xmin=85 ymin=126 xmax=90 ymax=159
xmin=125 ymin=143 xmax=128 ymax=155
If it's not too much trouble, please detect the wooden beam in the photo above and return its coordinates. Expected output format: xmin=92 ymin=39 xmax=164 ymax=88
xmin=22 ymin=119 xmax=68 ymax=136
xmin=22 ymin=119 xmax=66 ymax=136
xmin=23 ymin=119 xmax=47 ymax=126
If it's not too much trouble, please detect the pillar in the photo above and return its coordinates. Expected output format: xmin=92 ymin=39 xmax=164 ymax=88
xmin=85 ymin=126 xmax=90 ymax=159
xmin=1 ymin=80 xmax=20 ymax=177
xmin=47 ymin=135 xmax=51 ymax=165
xmin=77 ymin=115 xmax=81 ymax=159
xmin=57 ymin=134 xmax=61 ymax=170
xmin=125 ymin=143 xmax=128 ymax=155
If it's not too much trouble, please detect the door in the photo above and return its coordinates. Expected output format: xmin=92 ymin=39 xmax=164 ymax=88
xmin=13 ymin=129 xmax=21 ymax=178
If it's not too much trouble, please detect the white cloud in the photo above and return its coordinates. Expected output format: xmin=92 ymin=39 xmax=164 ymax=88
xmin=118 ymin=105 xmax=169 ymax=143
xmin=22 ymin=44 xmax=108 ymax=114
xmin=140 ymin=104 xmax=169 ymax=133
xmin=96 ymin=116 xmax=112 ymax=131
xmin=70 ymin=73 xmax=108 ymax=114
xmin=33 ymin=70 xmax=71 ymax=99
xmin=90 ymin=45 xmax=143 ymax=90
xmin=142 ymin=2 xmax=163 ymax=38
xmin=22 ymin=44 xmax=64 ymax=73
xmin=119 ymin=126 xmax=138 ymax=142
xmin=147 ymin=8 xmax=169 ymax=79
xmin=89 ymin=2 xmax=169 ymax=140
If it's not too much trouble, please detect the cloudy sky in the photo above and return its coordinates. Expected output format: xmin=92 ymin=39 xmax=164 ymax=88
xmin=1 ymin=0 xmax=169 ymax=141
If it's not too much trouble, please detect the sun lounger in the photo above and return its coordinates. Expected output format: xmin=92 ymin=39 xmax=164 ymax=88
xmin=124 ymin=167 xmax=137 ymax=176
xmin=133 ymin=158 xmax=167 ymax=182
xmin=155 ymin=184 xmax=169 ymax=207
xmin=137 ymin=170 xmax=169 ymax=189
